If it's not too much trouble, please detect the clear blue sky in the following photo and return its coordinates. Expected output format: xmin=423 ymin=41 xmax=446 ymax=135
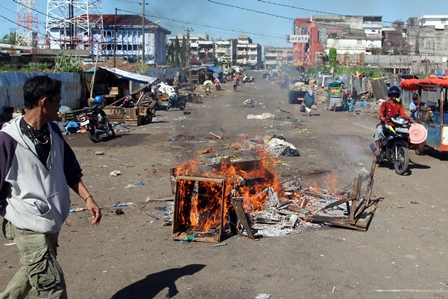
xmin=0 ymin=0 xmax=447 ymax=47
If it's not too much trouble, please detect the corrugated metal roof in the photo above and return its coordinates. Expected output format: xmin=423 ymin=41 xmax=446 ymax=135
xmin=84 ymin=67 xmax=157 ymax=85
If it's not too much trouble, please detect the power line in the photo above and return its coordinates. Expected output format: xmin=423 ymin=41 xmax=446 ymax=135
xmin=206 ymin=0 xmax=294 ymax=21
xmin=117 ymin=8 xmax=285 ymax=40
xmin=252 ymin=0 xmax=438 ymax=41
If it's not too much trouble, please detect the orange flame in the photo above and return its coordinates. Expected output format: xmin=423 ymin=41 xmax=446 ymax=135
xmin=175 ymin=151 xmax=283 ymax=233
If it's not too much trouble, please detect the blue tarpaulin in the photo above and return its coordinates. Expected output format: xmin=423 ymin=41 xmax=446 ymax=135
xmin=208 ymin=66 xmax=222 ymax=73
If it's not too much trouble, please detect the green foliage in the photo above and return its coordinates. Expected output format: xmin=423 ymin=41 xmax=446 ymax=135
xmin=306 ymin=65 xmax=331 ymax=74
xmin=329 ymin=48 xmax=337 ymax=70
xmin=0 ymin=65 xmax=13 ymax=72
xmin=54 ymin=53 xmax=82 ymax=73
xmin=306 ymin=65 xmax=390 ymax=79
xmin=37 ymin=63 xmax=48 ymax=71
xmin=0 ymin=63 xmax=47 ymax=73
xmin=174 ymin=37 xmax=181 ymax=67
xmin=371 ymin=47 xmax=382 ymax=55
xmin=180 ymin=36 xmax=187 ymax=67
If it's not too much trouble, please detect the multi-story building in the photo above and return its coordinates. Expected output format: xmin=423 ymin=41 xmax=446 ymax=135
xmin=362 ymin=16 xmax=383 ymax=54
xmin=47 ymin=14 xmax=170 ymax=64
xmin=236 ymin=34 xmax=261 ymax=68
xmin=214 ymin=39 xmax=237 ymax=67
xmin=292 ymin=15 xmax=385 ymax=66
xmin=264 ymin=47 xmax=293 ymax=67
xmin=406 ymin=15 xmax=448 ymax=57
xmin=292 ymin=18 xmax=323 ymax=67
xmin=167 ymin=34 xmax=209 ymax=46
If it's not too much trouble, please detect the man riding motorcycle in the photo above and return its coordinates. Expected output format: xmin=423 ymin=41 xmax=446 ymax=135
xmin=374 ymin=86 xmax=409 ymax=160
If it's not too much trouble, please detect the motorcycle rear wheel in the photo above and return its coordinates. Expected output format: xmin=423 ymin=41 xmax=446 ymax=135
xmin=394 ymin=145 xmax=409 ymax=175
xmin=179 ymin=100 xmax=186 ymax=110
xmin=87 ymin=127 xmax=100 ymax=143
xmin=106 ymin=123 xmax=115 ymax=138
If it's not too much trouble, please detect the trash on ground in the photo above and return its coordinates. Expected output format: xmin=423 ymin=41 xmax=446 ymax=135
xmin=110 ymin=170 xmax=122 ymax=177
xmin=247 ymin=113 xmax=275 ymax=120
xmin=197 ymin=147 xmax=214 ymax=154
xmin=266 ymin=136 xmax=300 ymax=157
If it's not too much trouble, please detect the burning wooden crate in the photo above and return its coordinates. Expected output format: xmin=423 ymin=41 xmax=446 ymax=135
xmin=173 ymin=176 xmax=226 ymax=242
xmin=171 ymin=159 xmax=276 ymax=242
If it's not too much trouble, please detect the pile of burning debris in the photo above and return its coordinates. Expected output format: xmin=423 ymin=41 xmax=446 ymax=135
xmin=169 ymin=155 xmax=379 ymax=243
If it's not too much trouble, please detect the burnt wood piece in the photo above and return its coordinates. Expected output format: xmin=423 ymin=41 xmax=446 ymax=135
xmin=231 ymin=197 xmax=257 ymax=240
xmin=310 ymin=161 xmax=378 ymax=231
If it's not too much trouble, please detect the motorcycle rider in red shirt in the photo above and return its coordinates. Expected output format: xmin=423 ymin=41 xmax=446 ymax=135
xmin=374 ymin=86 xmax=409 ymax=157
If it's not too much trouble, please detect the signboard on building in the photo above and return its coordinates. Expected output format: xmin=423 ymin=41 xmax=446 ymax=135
xmin=286 ymin=35 xmax=309 ymax=43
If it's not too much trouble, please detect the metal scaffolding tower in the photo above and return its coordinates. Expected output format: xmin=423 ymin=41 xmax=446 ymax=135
xmin=45 ymin=0 xmax=103 ymax=51
xmin=16 ymin=0 xmax=39 ymax=46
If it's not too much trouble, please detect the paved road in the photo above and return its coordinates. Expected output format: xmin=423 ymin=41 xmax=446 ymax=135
xmin=1 ymin=71 xmax=448 ymax=299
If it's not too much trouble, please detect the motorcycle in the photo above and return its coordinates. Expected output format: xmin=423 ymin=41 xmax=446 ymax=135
xmin=166 ymin=94 xmax=187 ymax=110
xmin=78 ymin=104 xmax=115 ymax=143
xmin=242 ymin=75 xmax=254 ymax=83
xmin=376 ymin=115 xmax=410 ymax=175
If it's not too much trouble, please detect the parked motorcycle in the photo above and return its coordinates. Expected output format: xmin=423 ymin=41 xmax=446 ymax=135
xmin=79 ymin=96 xmax=115 ymax=143
xmin=242 ymin=75 xmax=254 ymax=83
xmin=166 ymin=94 xmax=187 ymax=110
xmin=376 ymin=115 xmax=410 ymax=175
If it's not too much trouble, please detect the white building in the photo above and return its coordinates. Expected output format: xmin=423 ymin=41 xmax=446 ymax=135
xmin=236 ymin=34 xmax=261 ymax=68
xmin=264 ymin=47 xmax=293 ymax=67
xmin=420 ymin=15 xmax=448 ymax=29
xmin=362 ymin=17 xmax=383 ymax=54
xmin=47 ymin=14 xmax=171 ymax=64
xmin=214 ymin=39 xmax=237 ymax=66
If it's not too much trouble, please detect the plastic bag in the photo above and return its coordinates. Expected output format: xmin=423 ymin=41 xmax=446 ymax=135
xmin=300 ymin=105 xmax=306 ymax=112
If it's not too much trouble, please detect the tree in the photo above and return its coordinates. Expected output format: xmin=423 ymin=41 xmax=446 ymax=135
xmin=371 ymin=47 xmax=381 ymax=55
xmin=174 ymin=37 xmax=181 ymax=68
xmin=382 ymin=21 xmax=411 ymax=55
xmin=166 ymin=43 xmax=175 ymax=65
xmin=329 ymin=48 xmax=337 ymax=71
xmin=2 ymin=32 xmax=17 ymax=45
xmin=180 ymin=36 xmax=187 ymax=67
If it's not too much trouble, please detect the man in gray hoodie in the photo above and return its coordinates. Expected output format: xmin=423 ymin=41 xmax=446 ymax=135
xmin=0 ymin=75 xmax=101 ymax=298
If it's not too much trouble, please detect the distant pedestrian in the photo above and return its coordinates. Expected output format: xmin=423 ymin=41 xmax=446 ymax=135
xmin=350 ymin=87 xmax=358 ymax=111
xmin=303 ymin=88 xmax=315 ymax=116
xmin=233 ymin=76 xmax=238 ymax=92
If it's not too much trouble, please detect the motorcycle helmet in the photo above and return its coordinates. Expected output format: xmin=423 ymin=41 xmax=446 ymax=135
xmin=388 ymin=86 xmax=401 ymax=97
xmin=94 ymin=95 xmax=105 ymax=105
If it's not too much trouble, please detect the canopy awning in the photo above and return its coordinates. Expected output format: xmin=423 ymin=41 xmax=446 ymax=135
xmin=400 ymin=75 xmax=448 ymax=90
xmin=84 ymin=67 xmax=158 ymax=85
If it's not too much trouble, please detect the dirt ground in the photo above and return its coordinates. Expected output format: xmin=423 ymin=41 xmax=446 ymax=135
xmin=2 ymin=71 xmax=448 ymax=299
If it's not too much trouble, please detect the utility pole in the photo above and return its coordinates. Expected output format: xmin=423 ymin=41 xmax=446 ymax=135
xmin=141 ymin=0 xmax=146 ymax=71
xmin=184 ymin=27 xmax=193 ymax=67
xmin=114 ymin=8 xmax=117 ymax=68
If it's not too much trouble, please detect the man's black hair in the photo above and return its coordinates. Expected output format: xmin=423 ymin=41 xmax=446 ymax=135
xmin=23 ymin=76 xmax=62 ymax=109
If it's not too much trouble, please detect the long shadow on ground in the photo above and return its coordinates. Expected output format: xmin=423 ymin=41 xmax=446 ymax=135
xmin=110 ymin=264 xmax=206 ymax=299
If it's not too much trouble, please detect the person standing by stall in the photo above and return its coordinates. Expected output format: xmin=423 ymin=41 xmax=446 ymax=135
xmin=410 ymin=93 xmax=420 ymax=120
xmin=350 ymin=87 xmax=358 ymax=111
